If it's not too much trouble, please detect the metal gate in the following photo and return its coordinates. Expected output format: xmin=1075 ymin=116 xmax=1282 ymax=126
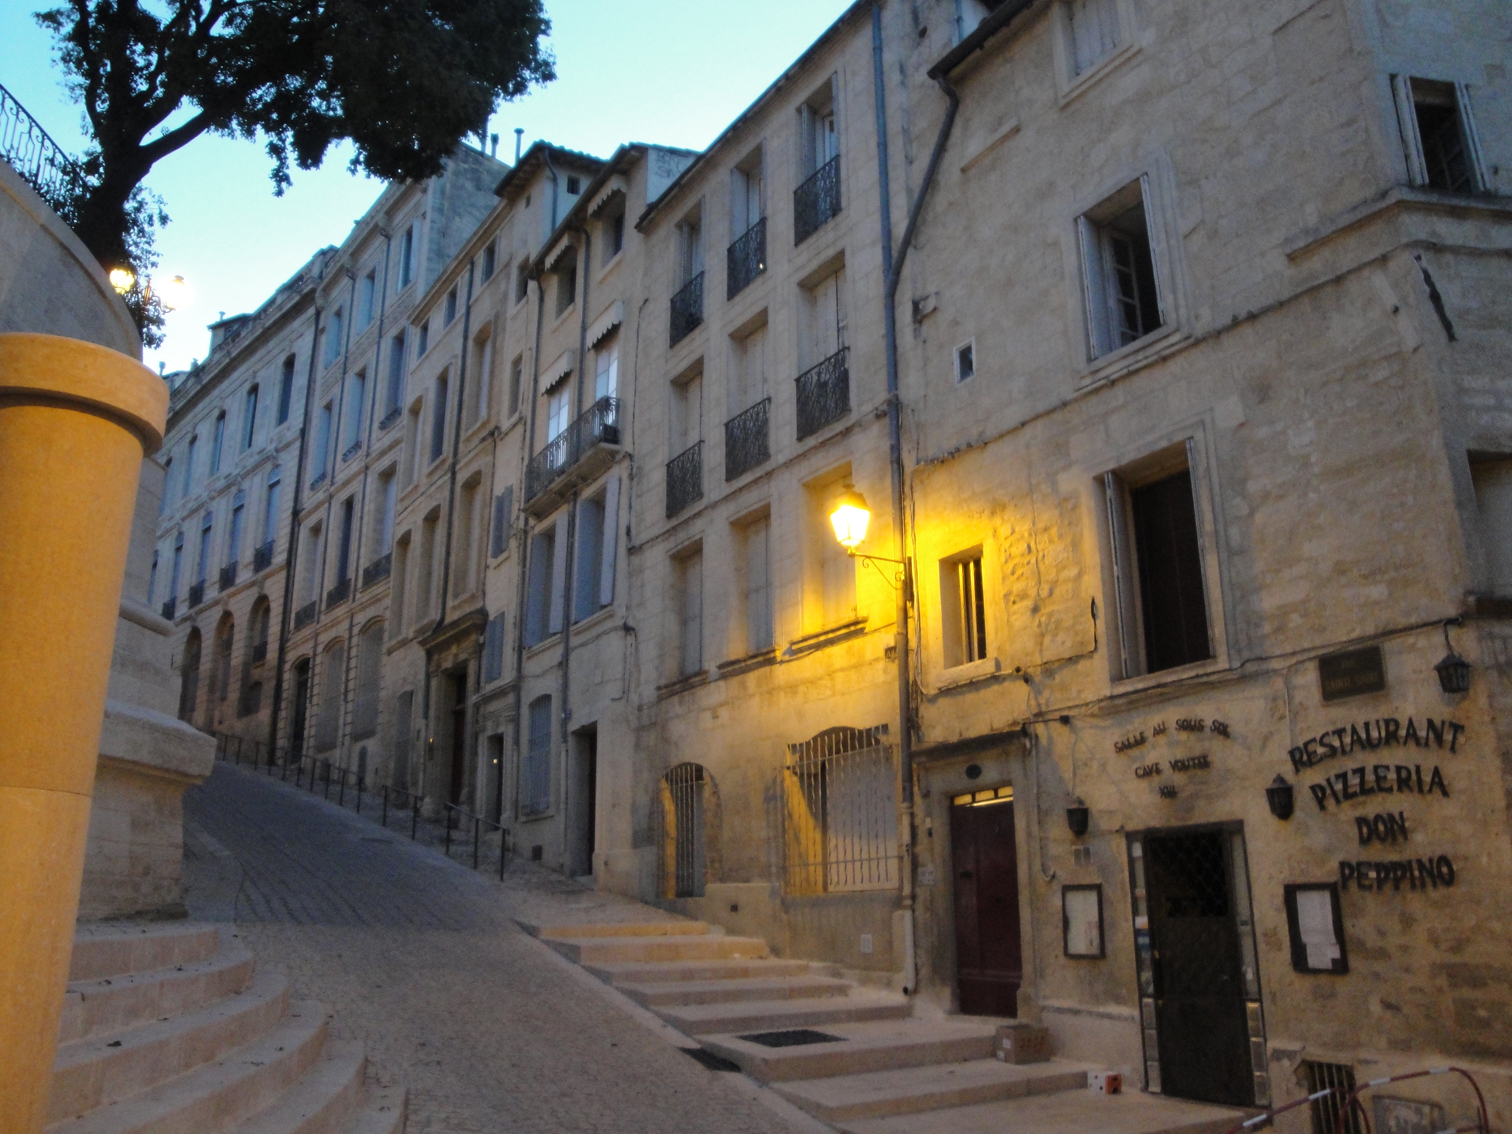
xmin=660 ymin=763 xmax=707 ymax=898
xmin=782 ymin=726 xmax=898 ymax=895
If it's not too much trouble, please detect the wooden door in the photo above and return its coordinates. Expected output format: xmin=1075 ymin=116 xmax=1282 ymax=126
xmin=951 ymin=794 xmax=1022 ymax=1016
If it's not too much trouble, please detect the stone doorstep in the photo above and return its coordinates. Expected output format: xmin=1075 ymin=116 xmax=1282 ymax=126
xmin=698 ymin=1018 xmax=1002 ymax=1084
xmin=773 ymin=1058 xmax=1093 ymax=1123
xmin=69 ymin=923 xmax=221 ymax=982
xmin=48 ymin=1003 xmax=328 ymax=1134
xmin=521 ymin=919 xmax=709 ymax=939
xmin=231 ymin=1038 xmax=365 ymax=1134
xmin=660 ymin=989 xmax=912 ymax=1037
xmin=832 ymin=1082 xmax=1249 ymax=1134
xmin=542 ymin=933 xmax=771 ymax=965
xmin=50 ymin=968 xmax=291 ymax=1122
xmin=584 ymin=958 xmax=816 ymax=985
xmin=617 ymin=974 xmax=853 ymax=1008
xmin=59 ymin=936 xmax=257 ymax=1043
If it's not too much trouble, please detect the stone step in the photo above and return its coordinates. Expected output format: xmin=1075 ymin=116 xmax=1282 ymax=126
xmin=700 ymin=1018 xmax=1000 ymax=1084
xmin=46 ymin=1002 xmax=328 ymax=1134
xmin=230 ymin=1039 xmax=365 ymax=1134
xmin=50 ymin=969 xmax=291 ymax=1123
xmin=585 ymin=958 xmax=816 ymax=985
xmin=544 ymin=933 xmax=770 ymax=965
xmin=342 ymin=1082 xmax=407 ymax=1134
xmin=524 ymin=920 xmax=710 ymax=939
xmin=773 ymin=1058 xmax=1091 ymax=1123
xmin=619 ymin=974 xmax=853 ymax=1008
xmin=59 ymin=936 xmax=257 ymax=1043
xmin=68 ymin=924 xmax=222 ymax=983
xmin=662 ymin=990 xmax=910 ymax=1037
xmin=833 ymin=1082 xmax=1248 ymax=1134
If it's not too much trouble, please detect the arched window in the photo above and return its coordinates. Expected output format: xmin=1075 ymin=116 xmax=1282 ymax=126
xmin=178 ymin=628 xmax=202 ymax=722
xmin=277 ymin=354 xmax=296 ymax=424
xmin=352 ymin=621 xmax=384 ymax=740
xmin=243 ymin=384 xmax=259 ymax=450
xmin=314 ymin=641 xmax=345 ymax=752
xmin=214 ymin=614 xmax=235 ymax=702
xmin=659 ymin=763 xmax=721 ymax=900
xmin=289 ymin=657 xmax=311 ymax=756
xmin=210 ymin=410 xmax=226 ymax=474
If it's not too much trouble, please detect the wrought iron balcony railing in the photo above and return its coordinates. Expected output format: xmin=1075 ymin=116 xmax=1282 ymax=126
xmin=342 ymin=440 xmax=362 ymax=462
xmin=727 ymin=218 xmax=767 ymax=299
xmin=795 ymin=346 xmax=850 ymax=440
xmin=160 ymin=598 xmax=177 ymax=621
xmin=251 ymin=641 xmax=268 ymax=664
xmin=379 ymin=406 xmax=402 ymax=431
xmin=219 ymin=562 xmax=238 ymax=591
xmin=525 ymin=396 xmax=621 ymax=502
xmin=724 ymin=398 xmax=771 ymax=481
xmin=0 ymin=81 xmax=79 ymax=218
xmin=670 ymin=271 xmax=705 ymax=346
xmin=310 ymin=470 xmax=327 ymax=490
xmin=293 ymin=600 xmax=317 ymax=629
xmin=253 ymin=541 xmax=274 ymax=573
xmin=188 ymin=581 xmax=205 ymax=608
xmin=361 ymin=552 xmax=392 ymax=590
xmin=326 ymin=577 xmax=351 ymax=608
xmin=665 ymin=441 xmax=703 ymax=519
xmin=794 ymin=155 xmax=841 ymax=245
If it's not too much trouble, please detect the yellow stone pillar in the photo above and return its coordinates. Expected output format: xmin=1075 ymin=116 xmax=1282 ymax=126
xmin=0 ymin=333 xmax=165 ymax=1134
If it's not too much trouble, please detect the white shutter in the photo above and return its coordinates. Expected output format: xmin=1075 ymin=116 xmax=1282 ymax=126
xmin=1077 ymin=216 xmax=1105 ymax=359
xmin=547 ymin=513 xmax=569 ymax=635
xmin=599 ymin=477 xmax=620 ymax=608
xmin=1455 ymin=82 xmax=1490 ymax=191
xmin=1185 ymin=437 xmax=1215 ymax=656
xmin=1392 ymin=75 xmax=1428 ymax=187
xmin=1138 ymin=173 xmax=1167 ymax=327
xmin=1104 ymin=472 xmax=1132 ymax=678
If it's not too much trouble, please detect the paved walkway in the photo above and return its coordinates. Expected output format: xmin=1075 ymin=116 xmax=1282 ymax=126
xmin=183 ymin=763 xmax=814 ymax=1134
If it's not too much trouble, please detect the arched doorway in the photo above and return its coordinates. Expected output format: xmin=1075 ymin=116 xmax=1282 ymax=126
xmin=289 ymin=657 xmax=311 ymax=757
xmin=177 ymin=628 xmax=202 ymax=723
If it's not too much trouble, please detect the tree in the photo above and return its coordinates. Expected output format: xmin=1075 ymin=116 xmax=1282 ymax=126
xmin=37 ymin=0 xmax=553 ymax=284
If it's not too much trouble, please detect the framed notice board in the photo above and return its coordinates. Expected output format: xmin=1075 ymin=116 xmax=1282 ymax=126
xmin=1283 ymin=883 xmax=1348 ymax=974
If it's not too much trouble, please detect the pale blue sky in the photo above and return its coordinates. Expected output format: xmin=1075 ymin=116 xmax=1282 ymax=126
xmin=1 ymin=1 xmax=854 ymax=372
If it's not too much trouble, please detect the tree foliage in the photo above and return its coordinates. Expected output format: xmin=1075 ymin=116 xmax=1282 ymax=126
xmin=36 ymin=0 xmax=553 ymax=294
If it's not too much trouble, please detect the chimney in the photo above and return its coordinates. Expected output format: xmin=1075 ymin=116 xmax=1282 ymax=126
xmin=490 ymin=133 xmax=500 ymax=158
xmin=514 ymin=128 xmax=524 ymax=163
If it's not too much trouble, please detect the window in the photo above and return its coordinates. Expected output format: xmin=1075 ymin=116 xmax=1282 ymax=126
xmin=169 ymin=532 xmax=184 ymax=605
xmin=418 ymin=320 xmax=431 ymax=356
xmin=148 ymin=550 xmax=158 ymax=605
xmin=469 ymin=326 xmax=493 ymax=423
xmin=523 ymin=695 xmax=553 ymax=815
xmin=404 ymin=398 xmax=424 ymax=486
xmin=673 ymin=370 xmax=702 ymax=455
xmin=732 ymin=147 xmax=765 ymax=238
xmin=940 ymin=550 xmax=988 ymax=668
xmin=417 ymin=511 xmax=438 ymax=620
xmin=324 ymin=308 xmax=343 ymax=367
xmin=302 ymin=522 xmax=323 ymax=604
xmin=525 ymin=515 xmax=567 ymax=646
xmin=602 ymin=198 xmax=626 ymax=263
xmin=782 ymin=726 xmax=898 ymax=894
xmin=455 ymin=476 xmax=481 ymax=595
xmin=184 ymin=435 xmax=197 ymax=499
xmin=554 ymin=256 xmax=577 ymax=317
xmin=444 ymin=285 xmax=458 ymax=326
xmin=210 ymin=411 xmax=226 ymax=474
xmin=547 ymin=384 xmax=571 ymax=443
xmin=799 ymin=80 xmax=838 ymax=176
xmin=508 ymin=355 xmax=524 ymax=417
xmin=277 ymin=355 xmax=296 ymax=425
xmin=262 ymin=466 xmax=281 ymax=550
xmin=515 ymin=261 xmax=530 ymax=305
xmin=483 ymin=613 xmax=506 ymax=683
xmin=566 ymin=174 xmax=582 ymax=195
xmin=397 ymin=225 xmax=414 ymax=289
xmin=384 ymin=331 xmax=407 ymax=421
xmin=391 ymin=533 xmax=410 ymax=628
xmin=1470 ymin=457 xmax=1512 ymax=596
xmin=481 ymin=241 xmax=496 ymax=281
xmin=352 ymin=621 xmax=383 ymax=740
xmin=335 ymin=495 xmax=355 ymax=584
xmin=572 ymin=478 xmax=620 ymax=621
xmin=242 ymin=385 xmax=259 ymax=449
xmin=430 ymin=371 xmax=449 ymax=463
xmin=801 ymin=266 xmax=848 ymax=370
xmin=214 ymin=615 xmax=234 ymax=702
xmin=1394 ymin=77 xmax=1486 ymax=195
xmin=676 ymin=547 xmax=704 ymax=677
xmin=730 ymin=321 xmax=768 ymax=412
xmin=804 ymin=475 xmax=857 ymax=631
xmin=178 ymin=628 xmax=201 ymax=722
xmin=1104 ymin=443 xmax=1213 ymax=678
xmin=343 ymin=369 xmax=366 ymax=455
xmin=197 ymin=510 xmax=213 ymax=585
xmin=1065 ymin=0 xmax=1123 ymax=78
xmin=376 ymin=468 xmax=397 ymax=554
xmin=312 ymin=402 xmax=333 ymax=484
xmin=227 ymin=491 xmax=245 ymax=571
xmin=358 ymin=269 xmax=376 ymax=328
xmin=1078 ymin=178 xmax=1164 ymax=360
xmin=955 ymin=341 xmax=975 ymax=382
xmin=314 ymin=641 xmax=344 ymax=751
xmin=676 ymin=209 xmax=704 ymax=286
xmin=594 ymin=340 xmax=618 ymax=402
xmin=160 ymin=458 xmax=172 ymax=513
xmin=740 ymin=514 xmax=773 ymax=654
xmin=490 ymin=485 xmax=514 ymax=558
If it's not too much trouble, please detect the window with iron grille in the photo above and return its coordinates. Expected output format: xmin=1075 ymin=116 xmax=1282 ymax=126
xmin=782 ymin=726 xmax=898 ymax=895
xmin=659 ymin=763 xmax=714 ymax=898
xmin=941 ymin=550 xmax=988 ymax=668
xmin=795 ymin=79 xmax=840 ymax=245
xmin=1302 ymin=1061 xmax=1363 ymax=1134
xmin=523 ymin=695 xmax=553 ymax=815
xmin=1394 ymin=77 xmax=1487 ymax=195
xmin=665 ymin=441 xmax=703 ymax=518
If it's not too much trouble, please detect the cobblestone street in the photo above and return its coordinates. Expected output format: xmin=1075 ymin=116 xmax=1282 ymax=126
xmin=182 ymin=763 xmax=815 ymax=1134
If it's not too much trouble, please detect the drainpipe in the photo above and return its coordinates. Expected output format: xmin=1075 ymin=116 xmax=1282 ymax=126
xmin=872 ymin=0 xmax=961 ymax=997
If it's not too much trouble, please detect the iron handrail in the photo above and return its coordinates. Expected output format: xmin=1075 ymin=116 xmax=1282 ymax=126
xmin=0 ymin=81 xmax=79 ymax=216
xmin=441 ymin=802 xmax=509 ymax=880
xmin=1223 ymin=1064 xmax=1489 ymax=1134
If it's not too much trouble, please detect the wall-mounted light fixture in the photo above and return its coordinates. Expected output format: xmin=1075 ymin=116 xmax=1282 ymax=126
xmin=1266 ymin=775 xmax=1295 ymax=821
xmin=1434 ymin=619 xmax=1471 ymax=695
xmin=1066 ymin=798 xmax=1089 ymax=837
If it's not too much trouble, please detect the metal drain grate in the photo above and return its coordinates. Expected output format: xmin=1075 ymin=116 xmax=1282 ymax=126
xmin=682 ymin=1048 xmax=741 ymax=1072
xmin=736 ymin=1029 xmax=847 ymax=1048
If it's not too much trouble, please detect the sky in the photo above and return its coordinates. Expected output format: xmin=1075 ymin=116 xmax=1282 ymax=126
xmin=0 ymin=0 xmax=855 ymax=373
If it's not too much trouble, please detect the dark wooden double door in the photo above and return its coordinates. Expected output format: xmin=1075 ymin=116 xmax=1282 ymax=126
xmin=951 ymin=796 xmax=1022 ymax=1016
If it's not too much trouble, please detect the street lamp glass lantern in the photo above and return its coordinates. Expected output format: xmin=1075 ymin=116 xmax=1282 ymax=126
xmin=830 ymin=487 xmax=871 ymax=551
xmin=108 ymin=268 xmax=135 ymax=294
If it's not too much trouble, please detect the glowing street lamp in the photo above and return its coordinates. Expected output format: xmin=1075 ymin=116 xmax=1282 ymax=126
xmin=107 ymin=268 xmax=135 ymax=294
xmin=160 ymin=274 xmax=188 ymax=311
xmin=829 ymin=486 xmax=872 ymax=551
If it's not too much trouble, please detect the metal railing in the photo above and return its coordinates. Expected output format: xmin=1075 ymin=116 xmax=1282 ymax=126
xmin=379 ymin=407 xmax=402 ymax=431
xmin=361 ymin=553 xmax=391 ymax=590
xmin=524 ymin=396 xmax=621 ymax=502
xmin=253 ymin=541 xmax=274 ymax=572
xmin=161 ymin=598 xmax=177 ymax=621
xmin=782 ymin=725 xmax=897 ymax=896
xmin=342 ymin=441 xmax=362 ymax=462
xmin=727 ymin=218 xmax=766 ymax=299
xmin=325 ymin=577 xmax=350 ymax=607
xmin=0 ymin=81 xmax=79 ymax=217
xmin=795 ymin=346 xmax=850 ymax=440
xmin=293 ymin=600 xmax=317 ymax=629
xmin=665 ymin=441 xmax=703 ymax=518
xmin=724 ymin=398 xmax=770 ymax=481
xmin=212 ymin=732 xmax=511 ymax=881
xmin=219 ymin=562 xmax=237 ymax=591
xmin=794 ymin=155 xmax=841 ymax=245
xmin=1224 ymin=1063 xmax=1488 ymax=1134
xmin=188 ymin=581 xmax=205 ymax=608
xmin=670 ymin=271 xmax=704 ymax=346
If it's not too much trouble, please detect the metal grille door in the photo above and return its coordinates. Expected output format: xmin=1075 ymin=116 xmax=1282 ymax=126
xmin=661 ymin=763 xmax=707 ymax=898
xmin=782 ymin=727 xmax=897 ymax=895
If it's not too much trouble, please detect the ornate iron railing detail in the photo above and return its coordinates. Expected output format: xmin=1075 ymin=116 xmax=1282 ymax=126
xmin=325 ymin=577 xmax=351 ymax=608
xmin=293 ymin=600 xmax=318 ymax=630
xmin=253 ymin=540 xmax=274 ymax=572
xmin=361 ymin=552 xmax=392 ymax=590
xmin=342 ymin=440 xmax=362 ymax=462
xmin=251 ymin=641 xmax=268 ymax=664
xmin=219 ymin=562 xmax=238 ymax=591
xmin=795 ymin=347 xmax=850 ymax=440
xmin=724 ymin=398 xmax=770 ymax=481
xmin=188 ymin=581 xmax=206 ymax=608
xmin=794 ymin=155 xmax=841 ymax=245
xmin=0 ymin=81 xmax=80 ymax=217
xmin=310 ymin=470 xmax=327 ymax=490
xmin=160 ymin=597 xmax=177 ymax=621
xmin=727 ymin=218 xmax=767 ymax=299
xmin=670 ymin=271 xmax=704 ymax=346
xmin=379 ymin=407 xmax=402 ymax=431
xmin=665 ymin=441 xmax=703 ymax=518
xmin=525 ymin=396 xmax=621 ymax=502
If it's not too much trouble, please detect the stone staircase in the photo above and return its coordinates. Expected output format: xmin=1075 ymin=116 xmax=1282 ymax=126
xmin=48 ymin=922 xmax=405 ymax=1134
xmin=527 ymin=919 xmax=1245 ymax=1134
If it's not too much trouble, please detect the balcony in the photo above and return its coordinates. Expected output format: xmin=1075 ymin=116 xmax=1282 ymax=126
xmin=665 ymin=441 xmax=703 ymax=519
xmin=724 ymin=398 xmax=770 ymax=481
xmin=293 ymin=600 xmax=317 ymax=630
xmin=160 ymin=597 xmax=177 ymax=621
xmin=188 ymin=580 xmax=205 ymax=608
xmin=326 ymin=577 xmax=351 ymax=608
xmin=361 ymin=553 xmax=392 ymax=590
xmin=310 ymin=470 xmax=327 ymax=490
xmin=524 ymin=396 xmax=621 ymax=517
xmin=219 ymin=562 xmax=238 ymax=591
xmin=794 ymin=155 xmax=841 ymax=245
xmin=795 ymin=346 xmax=850 ymax=440
xmin=670 ymin=271 xmax=704 ymax=346
xmin=727 ymin=218 xmax=767 ymax=299
xmin=253 ymin=540 xmax=274 ymax=572
xmin=342 ymin=440 xmax=362 ymax=462
xmin=251 ymin=641 xmax=268 ymax=664
xmin=379 ymin=406 xmax=401 ymax=431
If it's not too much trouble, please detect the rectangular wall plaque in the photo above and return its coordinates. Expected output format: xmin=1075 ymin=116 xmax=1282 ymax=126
xmin=1318 ymin=645 xmax=1386 ymax=702
xmin=1283 ymin=883 xmax=1348 ymax=974
xmin=1063 ymin=884 xmax=1105 ymax=959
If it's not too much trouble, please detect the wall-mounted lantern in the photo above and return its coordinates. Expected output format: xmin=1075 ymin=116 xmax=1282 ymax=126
xmin=1266 ymin=775 xmax=1295 ymax=821
xmin=1066 ymin=798 xmax=1089 ymax=837
xmin=1434 ymin=619 xmax=1471 ymax=695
